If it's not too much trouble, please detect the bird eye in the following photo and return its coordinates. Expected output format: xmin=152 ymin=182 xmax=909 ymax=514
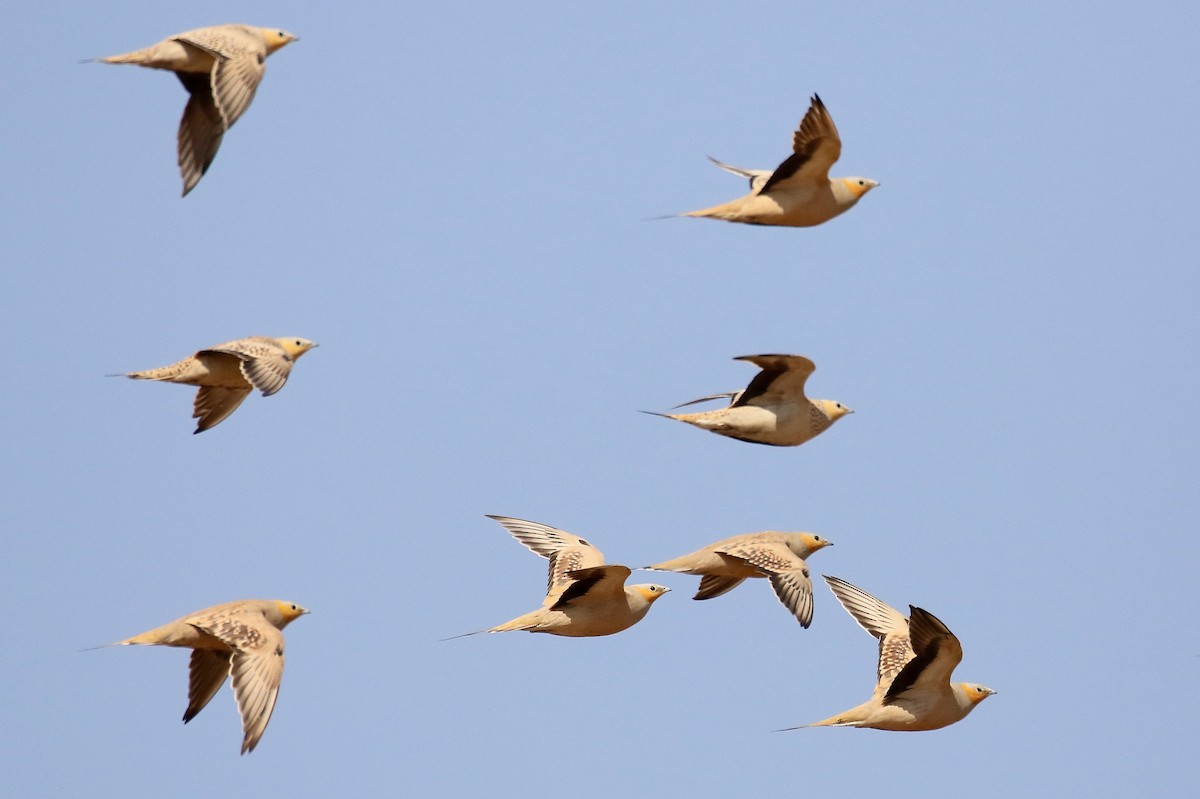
xmin=290 ymin=604 xmax=297 ymax=610
xmin=279 ymin=31 xmax=286 ymax=37
xmin=857 ymin=180 xmax=865 ymax=185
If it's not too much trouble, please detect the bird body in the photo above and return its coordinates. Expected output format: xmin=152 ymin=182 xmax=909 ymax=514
xmin=793 ymin=576 xmax=994 ymax=732
xmin=645 ymin=531 xmax=832 ymax=627
xmin=683 ymin=176 xmax=872 ymax=227
xmin=650 ymin=354 xmax=851 ymax=447
xmin=116 ymin=599 xmax=309 ymax=754
xmin=488 ymin=566 xmax=667 ymax=637
xmin=681 ymin=95 xmax=877 ymax=227
xmin=122 ymin=336 xmax=317 ymax=433
xmin=95 ymin=24 xmax=297 ymax=195
xmin=473 ymin=516 xmax=670 ymax=637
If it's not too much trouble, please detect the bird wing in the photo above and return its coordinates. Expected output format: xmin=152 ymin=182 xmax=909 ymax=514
xmin=707 ymin=157 xmax=773 ymax=193
xmin=717 ymin=540 xmax=814 ymax=627
xmin=175 ymin=72 xmax=225 ymax=196
xmin=759 ymin=94 xmax=842 ymax=194
xmin=192 ymin=385 xmax=252 ymax=432
xmin=732 ymin=354 xmax=815 ymax=407
xmin=670 ymin=390 xmax=742 ymax=409
xmin=693 ymin=574 xmax=747 ymax=600
xmin=882 ymin=606 xmax=964 ymax=703
xmin=768 ymin=569 xmax=816 ymax=628
xmin=548 ymin=565 xmax=632 ymax=609
xmin=207 ymin=50 xmax=267 ymax=130
xmin=204 ymin=338 xmax=294 ymax=395
xmin=485 ymin=515 xmax=605 ymax=598
xmin=823 ymin=576 xmax=915 ymax=694
xmin=229 ymin=633 xmax=285 ymax=754
xmin=189 ymin=607 xmax=285 ymax=754
xmin=183 ymin=649 xmax=232 ymax=723
xmin=175 ymin=26 xmax=268 ymax=129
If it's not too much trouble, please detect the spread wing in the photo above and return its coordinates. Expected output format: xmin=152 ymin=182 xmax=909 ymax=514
xmin=208 ymin=51 xmax=266 ymax=130
xmin=823 ymin=576 xmax=915 ymax=695
xmin=485 ymin=515 xmax=605 ymax=600
xmin=183 ymin=649 xmax=232 ymax=723
xmin=192 ymin=385 xmax=252 ymax=432
xmin=717 ymin=540 xmax=813 ymax=627
xmin=229 ymin=638 xmax=285 ymax=754
xmin=175 ymin=73 xmax=225 ymax=196
xmin=694 ymin=574 xmax=747 ymax=600
xmin=732 ymin=354 xmax=815 ymax=407
xmin=190 ymin=608 xmax=285 ymax=754
xmin=175 ymin=27 xmax=268 ymax=129
xmin=205 ymin=338 xmax=294 ymax=395
xmin=759 ymin=94 xmax=842 ymax=194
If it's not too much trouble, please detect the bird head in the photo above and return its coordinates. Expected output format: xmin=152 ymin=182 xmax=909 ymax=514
xmin=259 ymin=29 xmax=299 ymax=53
xmin=274 ymin=601 xmax=310 ymax=626
xmin=840 ymin=177 xmax=879 ymax=199
xmin=814 ymin=399 xmax=854 ymax=422
xmin=632 ymin=584 xmax=671 ymax=604
xmin=796 ymin=532 xmax=834 ymax=555
xmin=275 ymin=337 xmax=318 ymax=360
xmin=958 ymin=683 xmax=997 ymax=705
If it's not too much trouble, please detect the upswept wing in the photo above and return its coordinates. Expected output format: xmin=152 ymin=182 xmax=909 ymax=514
xmin=759 ymin=94 xmax=842 ymax=194
xmin=732 ymin=354 xmax=816 ymax=407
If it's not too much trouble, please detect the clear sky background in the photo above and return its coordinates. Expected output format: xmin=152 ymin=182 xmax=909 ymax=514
xmin=1 ymin=2 xmax=1197 ymax=796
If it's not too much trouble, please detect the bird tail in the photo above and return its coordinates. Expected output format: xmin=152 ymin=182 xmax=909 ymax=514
xmin=92 ymin=49 xmax=154 ymax=65
xmin=114 ymin=621 xmax=181 ymax=646
xmin=781 ymin=703 xmax=871 ymax=730
xmin=122 ymin=358 xmax=193 ymax=382
xmin=639 ymin=410 xmax=680 ymax=421
xmin=440 ymin=629 xmax=487 ymax=641
xmin=485 ymin=609 xmax=545 ymax=634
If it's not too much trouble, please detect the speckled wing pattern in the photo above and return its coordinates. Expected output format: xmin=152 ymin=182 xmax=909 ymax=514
xmin=485 ymin=515 xmax=606 ymax=600
xmin=759 ymin=94 xmax=843 ymax=194
xmin=187 ymin=605 xmax=286 ymax=755
xmin=823 ymin=575 xmax=916 ymax=697
xmin=732 ymin=354 xmax=815 ymax=408
xmin=717 ymin=539 xmax=815 ymax=627
xmin=173 ymin=27 xmax=268 ymax=127
xmin=204 ymin=337 xmax=295 ymax=396
xmin=172 ymin=27 xmax=269 ymax=195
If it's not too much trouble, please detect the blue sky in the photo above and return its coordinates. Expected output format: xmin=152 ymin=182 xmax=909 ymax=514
xmin=2 ymin=2 xmax=1197 ymax=796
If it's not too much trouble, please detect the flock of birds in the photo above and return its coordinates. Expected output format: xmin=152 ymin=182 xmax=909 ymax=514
xmin=94 ymin=23 xmax=995 ymax=755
